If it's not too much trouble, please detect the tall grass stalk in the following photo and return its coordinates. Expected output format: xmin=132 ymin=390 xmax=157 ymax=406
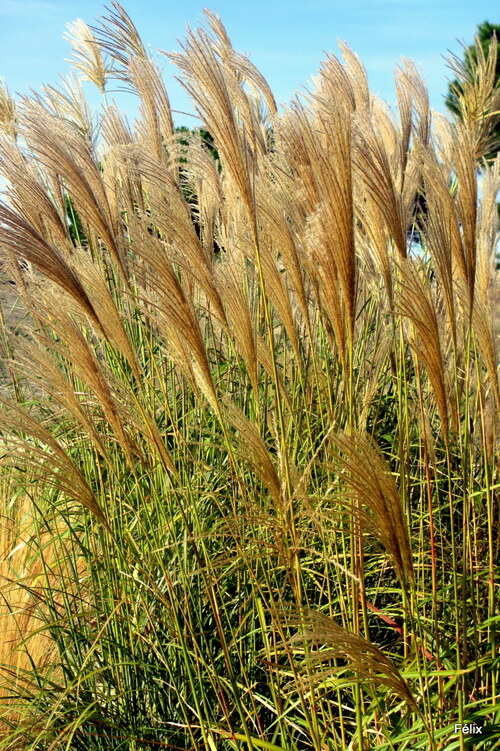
xmin=0 ymin=5 xmax=498 ymax=748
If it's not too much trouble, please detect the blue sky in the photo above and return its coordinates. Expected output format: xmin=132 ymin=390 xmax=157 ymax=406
xmin=0 ymin=0 xmax=498 ymax=126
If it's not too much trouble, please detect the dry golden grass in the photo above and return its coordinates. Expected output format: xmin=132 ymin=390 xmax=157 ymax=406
xmin=0 ymin=483 xmax=86 ymax=739
xmin=0 ymin=5 xmax=498 ymax=749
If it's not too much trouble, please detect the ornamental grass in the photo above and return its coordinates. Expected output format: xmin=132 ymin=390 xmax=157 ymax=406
xmin=0 ymin=5 xmax=498 ymax=748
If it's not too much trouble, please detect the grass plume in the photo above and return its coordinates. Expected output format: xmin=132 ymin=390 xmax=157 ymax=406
xmin=0 ymin=6 xmax=498 ymax=749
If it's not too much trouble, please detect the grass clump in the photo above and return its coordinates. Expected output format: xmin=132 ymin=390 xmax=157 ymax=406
xmin=0 ymin=5 xmax=499 ymax=749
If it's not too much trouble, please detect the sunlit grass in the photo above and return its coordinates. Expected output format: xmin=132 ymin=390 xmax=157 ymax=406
xmin=0 ymin=4 xmax=498 ymax=749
